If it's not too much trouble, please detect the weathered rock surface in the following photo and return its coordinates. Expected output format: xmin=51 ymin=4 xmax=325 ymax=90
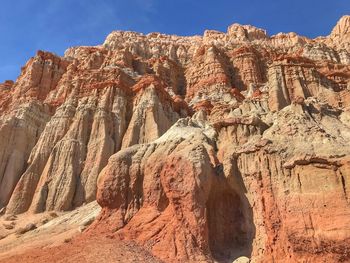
xmin=0 ymin=16 xmax=350 ymax=263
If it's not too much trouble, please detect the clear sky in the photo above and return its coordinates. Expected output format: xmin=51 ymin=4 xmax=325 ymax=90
xmin=0 ymin=0 xmax=349 ymax=82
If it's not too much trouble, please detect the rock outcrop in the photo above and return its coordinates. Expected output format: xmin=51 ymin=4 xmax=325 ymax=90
xmin=0 ymin=16 xmax=350 ymax=263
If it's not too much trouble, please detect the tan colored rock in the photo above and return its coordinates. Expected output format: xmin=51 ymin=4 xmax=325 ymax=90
xmin=0 ymin=103 xmax=50 ymax=209
xmin=121 ymin=80 xmax=180 ymax=148
xmin=227 ymin=24 xmax=268 ymax=41
xmin=229 ymin=46 xmax=265 ymax=90
xmin=0 ymin=15 xmax=350 ymax=263
xmin=185 ymin=45 xmax=234 ymax=105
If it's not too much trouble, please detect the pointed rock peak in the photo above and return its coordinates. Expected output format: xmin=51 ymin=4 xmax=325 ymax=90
xmin=227 ymin=23 xmax=268 ymax=41
xmin=1 ymin=80 xmax=14 ymax=88
xmin=330 ymin=15 xmax=350 ymax=37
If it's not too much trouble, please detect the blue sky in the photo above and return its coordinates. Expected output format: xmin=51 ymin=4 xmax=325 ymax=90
xmin=0 ymin=0 xmax=349 ymax=82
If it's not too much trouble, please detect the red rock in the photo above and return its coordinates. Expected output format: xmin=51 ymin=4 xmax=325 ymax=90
xmin=252 ymin=88 xmax=262 ymax=98
xmin=230 ymin=87 xmax=245 ymax=101
xmin=193 ymin=100 xmax=214 ymax=114
xmin=0 ymin=16 xmax=350 ymax=263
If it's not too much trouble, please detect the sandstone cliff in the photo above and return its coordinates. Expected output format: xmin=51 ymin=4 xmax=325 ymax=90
xmin=0 ymin=16 xmax=350 ymax=263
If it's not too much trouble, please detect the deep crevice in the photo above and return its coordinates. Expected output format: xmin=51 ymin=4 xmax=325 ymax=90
xmin=207 ymin=173 xmax=255 ymax=262
xmin=341 ymin=175 xmax=347 ymax=200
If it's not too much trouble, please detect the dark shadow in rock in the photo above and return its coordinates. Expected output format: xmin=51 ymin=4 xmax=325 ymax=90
xmin=207 ymin=161 xmax=255 ymax=263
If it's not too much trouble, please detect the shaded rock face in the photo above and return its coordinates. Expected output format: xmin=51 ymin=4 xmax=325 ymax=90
xmin=95 ymin=117 xmax=255 ymax=262
xmin=0 ymin=16 xmax=350 ymax=263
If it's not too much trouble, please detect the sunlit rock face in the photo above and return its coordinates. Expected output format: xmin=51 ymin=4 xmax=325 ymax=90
xmin=1 ymin=16 xmax=350 ymax=263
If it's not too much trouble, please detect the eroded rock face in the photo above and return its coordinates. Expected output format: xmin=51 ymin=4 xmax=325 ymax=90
xmin=96 ymin=101 xmax=350 ymax=262
xmin=0 ymin=16 xmax=350 ymax=263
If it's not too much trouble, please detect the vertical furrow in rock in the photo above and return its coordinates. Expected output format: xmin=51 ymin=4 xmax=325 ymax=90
xmin=122 ymin=83 xmax=180 ymax=149
xmin=0 ymin=104 xmax=51 ymax=209
xmin=6 ymin=100 xmax=77 ymax=214
xmin=1 ymin=16 xmax=350 ymax=263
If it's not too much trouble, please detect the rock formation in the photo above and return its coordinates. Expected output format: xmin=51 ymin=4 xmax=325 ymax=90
xmin=0 ymin=16 xmax=350 ymax=263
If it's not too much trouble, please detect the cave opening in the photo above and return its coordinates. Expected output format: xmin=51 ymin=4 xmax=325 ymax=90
xmin=207 ymin=176 xmax=255 ymax=262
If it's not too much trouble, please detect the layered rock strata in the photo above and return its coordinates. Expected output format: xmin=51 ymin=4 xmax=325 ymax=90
xmin=0 ymin=16 xmax=350 ymax=263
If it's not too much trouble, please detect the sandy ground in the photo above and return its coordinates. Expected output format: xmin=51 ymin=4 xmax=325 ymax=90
xmin=0 ymin=234 xmax=163 ymax=263
xmin=0 ymin=202 xmax=162 ymax=262
xmin=0 ymin=201 xmax=249 ymax=263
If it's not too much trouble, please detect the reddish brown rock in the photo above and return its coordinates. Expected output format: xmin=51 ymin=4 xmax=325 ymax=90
xmin=0 ymin=15 xmax=350 ymax=263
